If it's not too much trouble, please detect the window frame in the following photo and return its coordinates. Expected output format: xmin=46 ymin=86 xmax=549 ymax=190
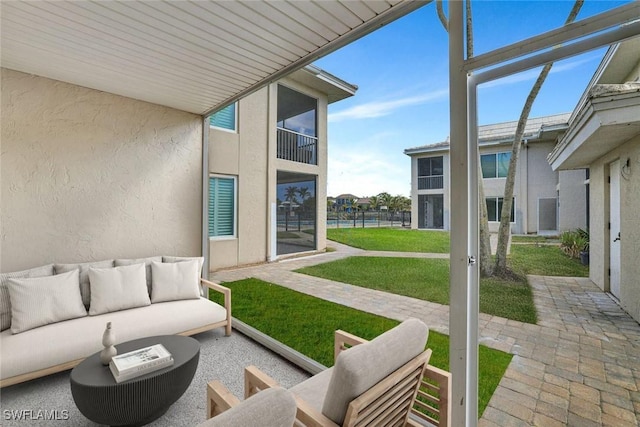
xmin=485 ymin=196 xmax=515 ymax=223
xmin=208 ymin=174 xmax=238 ymax=240
xmin=481 ymin=151 xmax=511 ymax=179
xmin=209 ymin=103 xmax=238 ymax=133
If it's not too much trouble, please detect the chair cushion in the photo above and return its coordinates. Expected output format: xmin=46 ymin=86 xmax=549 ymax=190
xmin=321 ymin=318 xmax=429 ymax=425
xmin=0 ymin=264 xmax=54 ymax=331
xmin=115 ymin=256 xmax=162 ymax=295
xmin=7 ymin=269 xmax=87 ymax=334
xmin=150 ymin=260 xmax=201 ymax=303
xmin=162 ymin=256 xmax=205 ymax=297
xmin=88 ymin=263 xmax=151 ymax=315
xmin=55 ymin=260 xmax=115 ymax=307
xmin=198 ymin=387 xmax=297 ymax=427
xmin=290 ymin=367 xmax=333 ymax=413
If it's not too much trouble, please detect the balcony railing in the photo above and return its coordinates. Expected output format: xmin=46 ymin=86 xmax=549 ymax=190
xmin=418 ymin=175 xmax=444 ymax=190
xmin=277 ymin=127 xmax=317 ymax=165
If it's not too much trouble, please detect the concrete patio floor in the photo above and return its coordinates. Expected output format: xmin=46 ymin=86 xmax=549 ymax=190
xmin=212 ymin=242 xmax=640 ymax=426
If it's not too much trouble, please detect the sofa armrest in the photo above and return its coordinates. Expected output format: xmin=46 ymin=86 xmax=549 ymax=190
xmin=207 ymin=380 xmax=241 ymax=418
xmin=244 ymin=365 xmax=280 ymax=399
xmin=201 ymin=279 xmax=232 ymax=336
xmin=334 ymin=330 xmax=367 ymax=362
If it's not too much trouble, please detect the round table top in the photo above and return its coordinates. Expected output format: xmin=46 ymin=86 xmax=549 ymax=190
xmin=71 ymin=335 xmax=200 ymax=387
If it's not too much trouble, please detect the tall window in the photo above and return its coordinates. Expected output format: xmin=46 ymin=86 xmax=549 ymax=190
xmin=209 ymin=176 xmax=236 ymax=238
xmin=417 ymin=156 xmax=444 ymax=190
xmin=481 ymin=152 xmax=511 ymax=178
xmin=277 ymin=85 xmax=318 ymax=165
xmin=486 ymin=197 xmax=515 ymax=222
xmin=209 ymin=103 xmax=237 ymax=132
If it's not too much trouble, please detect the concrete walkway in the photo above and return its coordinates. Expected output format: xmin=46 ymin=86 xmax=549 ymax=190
xmin=211 ymin=244 xmax=640 ymax=426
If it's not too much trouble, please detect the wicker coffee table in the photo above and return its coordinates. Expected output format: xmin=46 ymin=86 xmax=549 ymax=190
xmin=70 ymin=335 xmax=200 ymax=426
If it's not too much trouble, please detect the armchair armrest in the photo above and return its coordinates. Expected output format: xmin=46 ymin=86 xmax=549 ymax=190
xmin=207 ymin=380 xmax=241 ymax=418
xmin=244 ymin=365 xmax=280 ymax=399
xmin=293 ymin=396 xmax=340 ymax=427
xmin=411 ymin=364 xmax=452 ymax=427
xmin=201 ymin=278 xmax=232 ymax=336
xmin=334 ymin=330 xmax=367 ymax=362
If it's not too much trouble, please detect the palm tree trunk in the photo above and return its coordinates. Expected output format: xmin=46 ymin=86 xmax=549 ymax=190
xmin=494 ymin=0 xmax=584 ymax=274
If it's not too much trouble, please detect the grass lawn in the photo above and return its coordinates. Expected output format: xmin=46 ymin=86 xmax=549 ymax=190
xmin=510 ymin=244 xmax=588 ymax=277
xmin=211 ymin=278 xmax=512 ymax=417
xmin=296 ymin=257 xmax=537 ymax=323
xmin=327 ymin=228 xmax=449 ymax=253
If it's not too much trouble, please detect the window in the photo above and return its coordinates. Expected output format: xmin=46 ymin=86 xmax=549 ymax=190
xmin=481 ymin=152 xmax=511 ymax=178
xmin=486 ymin=197 xmax=515 ymax=222
xmin=209 ymin=176 xmax=236 ymax=238
xmin=417 ymin=156 xmax=444 ymax=189
xmin=209 ymin=103 xmax=237 ymax=131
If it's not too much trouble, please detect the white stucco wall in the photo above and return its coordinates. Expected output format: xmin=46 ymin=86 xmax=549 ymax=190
xmin=525 ymin=142 xmax=560 ymax=233
xmin=589 ymin=136 xmax=640 ymax=323
xmin=558 ymin=169 xmax=588 ymax=232
xmin=1 ymin=69 xmax=203 ymax=272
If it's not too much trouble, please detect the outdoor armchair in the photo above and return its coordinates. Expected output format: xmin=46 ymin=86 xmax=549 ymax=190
xmin=244 ymin=318 xmax=451 ymax=427
xmin=202 ymin=384 xmax=297 ymax=427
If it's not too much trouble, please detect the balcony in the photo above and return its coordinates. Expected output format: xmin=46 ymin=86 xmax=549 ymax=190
xmin=277 ymin=128 xmax=317 ymax=165
xmin=418 ymin=175 xmax=444 ymax=190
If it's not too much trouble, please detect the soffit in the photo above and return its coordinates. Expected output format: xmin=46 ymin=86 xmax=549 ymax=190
xmin=0 ymin=0 xmax=425 ymax=116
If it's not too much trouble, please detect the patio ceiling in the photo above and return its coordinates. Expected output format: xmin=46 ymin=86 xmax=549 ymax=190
xmin=0 ymin=0 xmax=427 ymax=116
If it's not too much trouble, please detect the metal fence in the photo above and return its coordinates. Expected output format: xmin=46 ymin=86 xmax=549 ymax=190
xmin=327 ymin=211 xmax=411 ymax=228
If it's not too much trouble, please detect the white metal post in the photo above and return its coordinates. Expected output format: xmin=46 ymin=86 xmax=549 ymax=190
xmin=448 ymin=1 xmax=475 ymax=426
xmin=467 ymin=74 xmax=480 ymax=423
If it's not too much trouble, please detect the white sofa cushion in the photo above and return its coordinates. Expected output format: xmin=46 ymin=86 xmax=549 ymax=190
xmin=88 ymin=263 xmax=151 ymax=315
xmin=115 ymin=256 xmax=162 ymax=295
xmin=7 ymin=270 xmax=87 ymax=334
xmin=0 ymin=264 xmax=54 ymax=331
xmin=0 ymin=298 xmax=227 ymax=381
xmin=55 ymin=260 xmax=115 ymax=307
xmin=151 ymin=260 xmax=200 ymax=303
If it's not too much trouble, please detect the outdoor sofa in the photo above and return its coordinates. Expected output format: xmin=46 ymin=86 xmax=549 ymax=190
xmin=0 ymin=256 xmax=231 ymax=387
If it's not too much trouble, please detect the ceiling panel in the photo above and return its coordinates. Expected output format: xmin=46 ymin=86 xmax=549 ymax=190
xmin=1 ymin=0 xmax=428 ymax=115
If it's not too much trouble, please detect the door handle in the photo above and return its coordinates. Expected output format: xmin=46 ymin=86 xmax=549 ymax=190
xmin=614 ymin=232 xmax=620 ymax=242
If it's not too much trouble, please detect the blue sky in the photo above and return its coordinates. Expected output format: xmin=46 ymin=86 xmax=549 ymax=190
xmin=315 ymin=0 xmax=629 ymax=198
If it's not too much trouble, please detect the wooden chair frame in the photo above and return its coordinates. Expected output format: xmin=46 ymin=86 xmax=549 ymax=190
xmin=243 ymin=329 xmax=452 ymax=427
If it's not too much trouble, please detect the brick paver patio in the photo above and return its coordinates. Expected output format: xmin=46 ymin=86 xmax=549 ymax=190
xmin=211 ymin=243 xmax=640 ymax=426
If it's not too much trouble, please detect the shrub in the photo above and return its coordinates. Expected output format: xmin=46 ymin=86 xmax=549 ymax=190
xmin=560 ymin=229 xmax=588 ymax=259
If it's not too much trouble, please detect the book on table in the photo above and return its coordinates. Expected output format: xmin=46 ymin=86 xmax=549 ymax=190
xmin=109 ymin=343 xmax=174 ymax=383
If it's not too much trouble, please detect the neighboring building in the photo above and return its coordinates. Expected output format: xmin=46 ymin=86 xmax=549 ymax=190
xmin=405 ymin=114 xmax=588 ymax=234
xmin=334 ymin=193 xmax=360 ymax=212
xmin=549 ymin=37 xmax=640 ymax=323
xmin=208 ymin=65 xmax=356 ymax=270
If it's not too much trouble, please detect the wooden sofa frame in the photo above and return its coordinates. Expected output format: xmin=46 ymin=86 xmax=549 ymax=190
xmin=207 ymin=329 xmax=451 ymax=427
xmin=0 ymin=278 xmax=231 ymax=388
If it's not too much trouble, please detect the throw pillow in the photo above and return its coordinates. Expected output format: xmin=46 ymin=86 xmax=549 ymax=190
xmin=55 ymin=260 xmax=115 ymax=308
xmin=88 ymin=263 xmax=150 ymax=315
xmin=114 ymin=256 xmax=162 ymax=295
xmin=162 ymin=256 xmax=204 ymax=296
xmin=150 ymin=260 xmax=201 ymax=303
xmin=7 ymin=269 xmax=87 ymax=334
xmin=0 ymin=264 xmax=54 ymax=332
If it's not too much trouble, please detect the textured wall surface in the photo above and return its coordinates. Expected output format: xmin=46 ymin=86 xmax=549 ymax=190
xmin=1 ymin=69 xmax=203 ymax=272
xmin=525 ymin=142 xmax=559 ymax=233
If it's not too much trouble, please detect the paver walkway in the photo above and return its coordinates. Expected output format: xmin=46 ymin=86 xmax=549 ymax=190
xmin=211 ymin=243 xmax=640 ymax=426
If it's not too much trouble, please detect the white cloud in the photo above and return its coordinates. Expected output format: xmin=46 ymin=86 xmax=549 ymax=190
xmin=328 ymin=89 xmax=449 ymax=122
xmin=327 ymin=139 xmax=410 ymax=197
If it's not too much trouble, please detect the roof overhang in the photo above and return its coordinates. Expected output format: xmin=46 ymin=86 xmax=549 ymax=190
xmin=0 ymin=0 xmax=426 ymax=116
xmin=289 ymin=65 xmax=358 ymax=104
xmin=550 ymin=87 xmax=640 ymax=170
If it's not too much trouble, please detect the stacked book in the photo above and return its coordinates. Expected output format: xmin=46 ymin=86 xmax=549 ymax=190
xmin=109 ymin=344 xmax=174 ymax=383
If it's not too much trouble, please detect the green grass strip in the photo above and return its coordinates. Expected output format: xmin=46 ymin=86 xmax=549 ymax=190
xmin=297 ymin=256 xmax=537 ymax=324
xmin=211 ymin=278 xmax=512 ymax=417
xmin=327 ymin=228 xmax=449 ymax=253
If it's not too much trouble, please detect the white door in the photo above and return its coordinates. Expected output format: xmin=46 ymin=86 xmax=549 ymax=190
xmin=610 ymin=159 xmax=621 ymax=299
